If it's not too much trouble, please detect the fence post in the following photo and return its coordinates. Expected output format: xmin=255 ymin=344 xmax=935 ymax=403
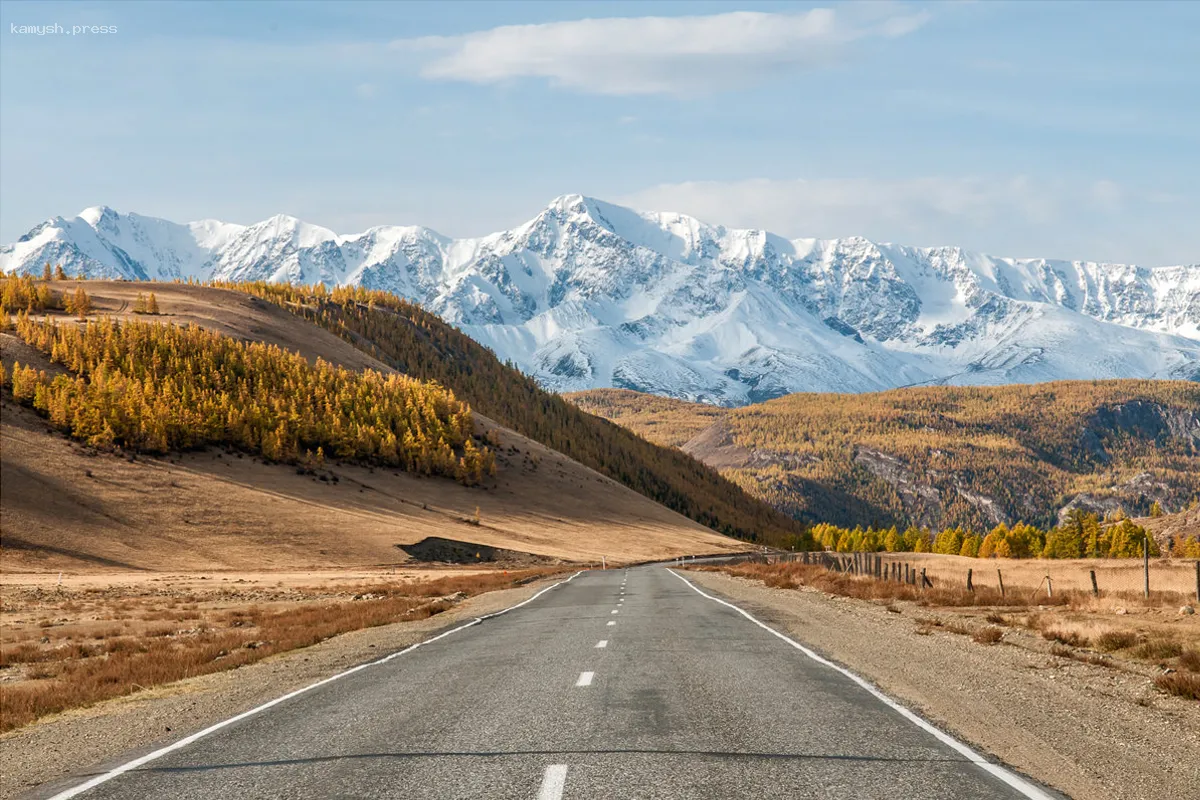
xmin=997 ymin=569 xmax=1005 ymax=599
xmin=1046 ymin=576 xmax=1053 ymax=599
xmin=1196 ymin=560 xmax=1199 ymax=603
xmin=920 ymin=567 xmax=928 ymax=588
xmin=1090 ymin=570 xmax=1099 ymax=597
xmin=967 ymin=569 xmax=973 ymax=592
xmin=1143 ymin=538 xmax=1150 ymax=599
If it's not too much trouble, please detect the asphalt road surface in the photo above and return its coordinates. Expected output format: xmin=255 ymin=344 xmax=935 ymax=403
xmin=36 ymin=567 xmax=1060 ymax=799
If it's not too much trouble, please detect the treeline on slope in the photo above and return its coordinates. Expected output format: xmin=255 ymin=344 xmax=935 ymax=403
xmin=811 ymin=507 xmax=1200 ymax=560
xmin=213 ymin=281 xmax=810 ymax=548
xmin=0 ymin=311 xmax=493 ymax=484
xmin=571 ymin=384 xmax=1200 ymax=532
xmin=1 ymin=274 xmax=94 ymax=319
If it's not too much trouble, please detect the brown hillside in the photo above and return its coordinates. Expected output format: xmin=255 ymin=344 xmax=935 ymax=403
xmin=569 ymin=383 xmax=1200 ymax=532
xmin=1 ymin=283 xmax=741 ymax=570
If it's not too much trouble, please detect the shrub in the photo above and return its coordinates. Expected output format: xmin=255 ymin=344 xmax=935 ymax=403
xmin=1095 ymin=630 xmax=1139 ymax=652
xmin=1131 ymin=638 xmax=1184 ymax=661
xmin=1155 ymin=672 xmax=1200 ymax=701
xmin=973 ymin=627 xmax=1004 ymax=644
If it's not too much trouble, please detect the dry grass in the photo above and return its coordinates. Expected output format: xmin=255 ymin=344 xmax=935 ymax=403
xmin=0 ymin=567 xmax=565 ymax=733
xmin=1130 ymin=637 xmax=1184 ymax=662
xmin=1043 ymin=629 xmax=1091 ymax=648
xmin=697 ymin=561 xmax=1077 ymax=609
xmin=973 ymin=627 xmax=1004 ymax=645
xmin=1095 ymin=630 xmax=1139 ymax=652
xmin=1049 ymin=645 xmax=1114 ymax=669
xmin=1155 ymin=672 xmax=1200 ymax=701
xmin=697 ymin=560 xmax=1200 ymax=674
xmin=878 ymin=552 xmax=1199 ymax=603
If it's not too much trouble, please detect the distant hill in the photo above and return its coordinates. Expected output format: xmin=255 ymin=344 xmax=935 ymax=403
xmin=569 ymin=383 xmax=1200 ymax=532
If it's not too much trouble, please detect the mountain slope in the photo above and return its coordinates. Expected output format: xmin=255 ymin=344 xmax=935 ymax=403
xmin=0 ymin=282 xmax=746 ymax=571
xmin=569 ymin=383 xmax=1200 ymax=532
xmin=213 ymin=281 xmax=811 ymax=547
xmin=3 ymin=197 xmax=1197 ymax=403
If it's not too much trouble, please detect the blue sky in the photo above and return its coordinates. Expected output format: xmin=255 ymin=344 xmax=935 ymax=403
xmin=1 ymin=0 xmax=1196 ymax=265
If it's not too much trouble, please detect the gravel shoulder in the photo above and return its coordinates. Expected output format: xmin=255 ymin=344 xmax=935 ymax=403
xmin=688 ymin=570 xmax=1200 ymax=800
xmin=0 ymin=577 xmax=566 ymax=799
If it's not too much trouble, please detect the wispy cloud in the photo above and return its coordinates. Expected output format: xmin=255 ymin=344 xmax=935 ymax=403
xmin=398 ymin=6 xmax=930 ymax=95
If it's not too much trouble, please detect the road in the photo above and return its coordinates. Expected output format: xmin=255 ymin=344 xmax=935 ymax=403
xmin=36 ymin=567 xmax=1058 ymax=799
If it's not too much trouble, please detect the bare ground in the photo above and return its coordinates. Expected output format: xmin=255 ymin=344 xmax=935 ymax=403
xmin=688 ymin=570 xmax=1200 ymax=800
xmin=0 ymin=575 xmax=566 ymax=798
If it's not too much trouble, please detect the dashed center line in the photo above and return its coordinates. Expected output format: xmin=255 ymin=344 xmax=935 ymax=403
xmin=537 ymin=764 xmax=569 ymax=800
xmin=595 ymin=640 xmax=608 ymax=648
xmin=606 ymin=621 xmax=616 ymax=626
xmin=611 ymin=609 xmax=619 ymax=614
xmin=576 ymin=671 xmax=595 ymax=687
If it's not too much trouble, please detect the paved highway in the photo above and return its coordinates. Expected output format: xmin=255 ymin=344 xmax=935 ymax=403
xmin=37 ymin=567 xmax=1058 ymax=799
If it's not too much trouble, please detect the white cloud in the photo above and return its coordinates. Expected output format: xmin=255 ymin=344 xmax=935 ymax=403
xmin=618 ymin=176 xmax=1198 ymax=265
xmin=398 ymin=6 xmax=930 ymax=95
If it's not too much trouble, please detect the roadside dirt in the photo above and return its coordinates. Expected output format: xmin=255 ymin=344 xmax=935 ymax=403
xmin=0 ymin=576 xmax=566 ymax=798
xmin=688 ymin=570 xmax=1200 ymax=800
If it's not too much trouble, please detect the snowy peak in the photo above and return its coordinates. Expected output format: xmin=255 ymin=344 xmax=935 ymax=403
xmin=2 ymin=199 xmax=1197 ymax=404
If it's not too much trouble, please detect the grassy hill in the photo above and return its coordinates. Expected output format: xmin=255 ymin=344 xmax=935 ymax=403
xmin=212 ymin=281 xmax=811 ymax=548
xmin=569 ymin=383 xmax=1200 ymax=532
xmin=1 ymin=280 xmax=746 ymax=570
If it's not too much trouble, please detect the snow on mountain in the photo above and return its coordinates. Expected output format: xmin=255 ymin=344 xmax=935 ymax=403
xmin=3 ymin=195 xmax=1197 ymax=405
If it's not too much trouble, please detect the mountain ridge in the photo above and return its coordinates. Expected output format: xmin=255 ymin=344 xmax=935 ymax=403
xmin=4 ymin=195 xmax=1197 ymax=405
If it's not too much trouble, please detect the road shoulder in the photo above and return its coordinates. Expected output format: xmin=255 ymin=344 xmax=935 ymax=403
xmin=686 ymin=570 xmax=1200 ymax=800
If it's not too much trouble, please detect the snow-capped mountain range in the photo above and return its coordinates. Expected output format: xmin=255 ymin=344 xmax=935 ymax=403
xmin=3 ymin=195 xmax=1198 ymax=405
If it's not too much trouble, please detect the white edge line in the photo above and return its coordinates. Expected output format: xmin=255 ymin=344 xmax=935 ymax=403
xmin=537 ymin=763 xmax=569 ymax=800
xmin=667 ymin=569 xmax=1055 ymax=800
xmin=46 ymin=571 xmax=585 ymax=800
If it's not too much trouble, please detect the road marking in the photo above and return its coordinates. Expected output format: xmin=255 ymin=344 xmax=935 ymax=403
xmin=45 ymin=572 xmax=585 ymax=800
xmin=606 ymin=621 xmax=616 ymax=626
xmin=667 ymin=569 xmax=1056 ymax=800
xmin=595 ymin=640 xmax=608 ymax=648
xmin=576 ymin=671 xmax=595 ymax=687
xmin=611 ymin=609 xmax=619 ymax=614
xmin=537 ymin=764 xmax=568 ymax=800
